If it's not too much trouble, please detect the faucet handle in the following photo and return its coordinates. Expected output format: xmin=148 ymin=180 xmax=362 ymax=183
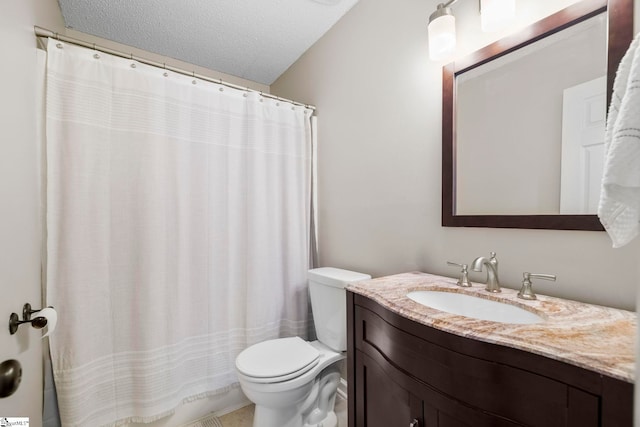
xmin=518 ymin=272 xmax=556 ymax=300
xmin=446 ymin=261 xmax=471 ymax=287
xmin=489 ymin=252 xmax=498 ymax=265
xmin=527 ymin=273 xmax=557 ymax=281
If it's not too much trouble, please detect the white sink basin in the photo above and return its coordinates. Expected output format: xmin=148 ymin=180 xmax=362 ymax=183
xmin=406 ymin=290 xmax=544 ymax=324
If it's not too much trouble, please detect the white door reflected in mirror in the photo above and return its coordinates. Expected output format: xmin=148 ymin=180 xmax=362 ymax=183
xmin=560 ymin=76 xmax=606 ymax=214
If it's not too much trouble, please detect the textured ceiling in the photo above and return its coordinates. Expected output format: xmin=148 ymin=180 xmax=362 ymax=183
xmin=57 ymin=0 xmax=359 ymax=85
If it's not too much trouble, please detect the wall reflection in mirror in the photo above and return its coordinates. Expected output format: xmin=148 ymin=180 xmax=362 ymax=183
xmin=456 ymin=13 xmax=606 ymax=215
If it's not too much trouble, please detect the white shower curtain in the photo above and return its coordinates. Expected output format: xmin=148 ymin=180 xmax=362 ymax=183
xmin=44 ymin=39 xmax=313 ymax=426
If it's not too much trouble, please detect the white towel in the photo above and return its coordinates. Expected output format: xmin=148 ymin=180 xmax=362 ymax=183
xmin=598 ymin=33 xmax=640 ymax=248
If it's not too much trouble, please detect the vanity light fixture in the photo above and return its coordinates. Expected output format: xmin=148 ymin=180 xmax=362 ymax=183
xmin=428 ymin=0 xmax=516 ymax=61
xmin=428 ymin=3 xmax=457 ymax=61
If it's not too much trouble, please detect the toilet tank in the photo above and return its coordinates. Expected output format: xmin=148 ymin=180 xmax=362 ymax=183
xmin=308 ymin=267 xmax=371 ymax=352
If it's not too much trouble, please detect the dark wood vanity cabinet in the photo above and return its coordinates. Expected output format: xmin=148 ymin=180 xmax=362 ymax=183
xmin=347 ymin=292 xmax=633 ymax=427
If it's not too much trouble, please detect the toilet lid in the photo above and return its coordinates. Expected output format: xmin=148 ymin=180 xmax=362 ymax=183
xmin=236 ymin=337 xmax=320 ymax=380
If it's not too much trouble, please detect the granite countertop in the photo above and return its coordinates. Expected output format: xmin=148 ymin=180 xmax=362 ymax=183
xmin=346 ymin=272 xmax=636 ymax=383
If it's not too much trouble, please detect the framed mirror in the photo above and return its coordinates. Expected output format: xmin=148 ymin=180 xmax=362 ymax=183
xmin=442 ymin=0 xmax=633 ymax=230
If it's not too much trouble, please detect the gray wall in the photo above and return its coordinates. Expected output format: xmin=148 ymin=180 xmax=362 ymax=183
xmin=272 ymin=0 xmax=640 ymax=311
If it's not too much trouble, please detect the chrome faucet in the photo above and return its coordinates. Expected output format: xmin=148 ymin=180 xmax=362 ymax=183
xmin=472 ymin=252 xmax=500 ymax=293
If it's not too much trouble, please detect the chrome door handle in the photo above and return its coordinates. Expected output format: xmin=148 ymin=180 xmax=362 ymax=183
xmin=409 ymin=419 xmax=419 ymax=427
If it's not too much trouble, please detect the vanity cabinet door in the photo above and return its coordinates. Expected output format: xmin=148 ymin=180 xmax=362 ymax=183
xmin=355 ymin=348 xmax=520 ymax=427
xmin=420 ymin=387 xmax=521 ymax=427
xmin=354 ymin=351 xmax=423 ymax=427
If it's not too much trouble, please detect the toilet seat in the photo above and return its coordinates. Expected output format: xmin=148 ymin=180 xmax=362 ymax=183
xmin=236 ymin=340 xmax=345 ymax=394
xmin=236 ymin=337 xmax=320 ymax=383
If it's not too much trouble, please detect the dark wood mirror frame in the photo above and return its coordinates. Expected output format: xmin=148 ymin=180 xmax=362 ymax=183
xmin=442 ymin=0 xmax=633 ymax=230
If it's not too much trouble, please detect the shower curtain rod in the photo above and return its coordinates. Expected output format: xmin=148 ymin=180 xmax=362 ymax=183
xmin=34 ymin=26 xmax=316 ymax=111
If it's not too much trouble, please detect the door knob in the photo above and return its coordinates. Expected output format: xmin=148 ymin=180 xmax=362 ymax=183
xmin=409 ymin=419 xmax=419 ymax=427
xmin=0 ymin=359 xmax=22 ymax=398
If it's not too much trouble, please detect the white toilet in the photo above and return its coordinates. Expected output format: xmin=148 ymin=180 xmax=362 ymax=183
xmin=235 ymin=267 xmax=371 ymax=427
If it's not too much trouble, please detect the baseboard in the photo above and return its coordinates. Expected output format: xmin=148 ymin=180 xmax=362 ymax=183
xmin=212 ymin=398 xmax=252 ymax=418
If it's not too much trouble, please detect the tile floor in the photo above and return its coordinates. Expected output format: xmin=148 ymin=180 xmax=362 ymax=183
xmin=219 ymin=394 xmax=348 ymax=427
xmin=218 ymin=405 xmax=253 ymax=427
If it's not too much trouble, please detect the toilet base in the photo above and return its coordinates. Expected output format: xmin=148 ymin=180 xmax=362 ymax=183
xmin=249 ymin=362 xmax=343 ymax=427
xmin=303 ymin=410 xmax=338 ymax=427
xmin=252 ymin=402 xmax=340 ymax=427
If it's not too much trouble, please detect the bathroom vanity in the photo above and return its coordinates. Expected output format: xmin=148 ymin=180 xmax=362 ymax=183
xmin=346 ymin=272 xmax=635 ymax=427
